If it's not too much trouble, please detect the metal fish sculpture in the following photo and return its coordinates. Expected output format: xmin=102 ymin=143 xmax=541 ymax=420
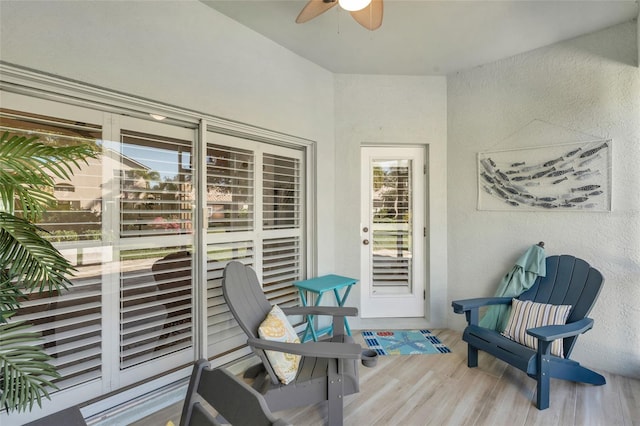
xmin=547 ymin=167 xmax=574 ymax=177
xmin=532 ymin=167 xmax=556 ymax=179
xmin=511 ymin=176 xmax=531 ymax=181
xmin=537 ymin=202 xmax=558 ymax=209
xmin=553 ymin=177 xmax=568 ymax=184
xmin=572 ymin=184 xmax=600 ymax=192
xmin=492 ymin=185 xmax=509 ymax=199
xmin=537 ymin=197 xmax=557 ymax=202
xmin=511 ymin=162 xmax=525 ymax=167
xmin=521 ymin=164 xmax=542 ymax=172
xmin=568 ymin=196 xmax=589 ymax=203
xmin=544 ymin=157 xmax=564 ymax=167
xmin=504 ymin=187 xmax=519 ymax=195
xmin=495 ymin=170 xmax=510 ymax=181
xmin=576 ymin=171 xmax=601 ymax=180
xmin=481 ymin=172 xmax=495 ymax=184
xmin=588 ymin=190 xmax=603 ymax=196
xmin=480 ymin=158 xmax=495 ymax=174
xmin=578 ymin=155 xmax=601 ymax=167
xmin=505 ymin=200 xmax=519 ymax=207
xmin=565 ymin=147 xmax=582 ymax=157
xmin=579 ymin=142 xmax=608 ymax=158
xmin=573 ymin=169 xmax=591 ymax=176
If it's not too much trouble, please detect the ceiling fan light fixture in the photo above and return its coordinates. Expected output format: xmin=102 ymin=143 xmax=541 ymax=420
xmin=338 ymin=0 xmax=371 ymax=12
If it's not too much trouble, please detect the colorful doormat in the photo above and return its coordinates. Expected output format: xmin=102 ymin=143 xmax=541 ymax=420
xmin=362 ymin=330 xmax=451 ymax=355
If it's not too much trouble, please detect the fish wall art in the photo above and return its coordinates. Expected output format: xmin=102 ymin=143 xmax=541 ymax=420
xmin=477 ymin=139 xmax=611 ymax=211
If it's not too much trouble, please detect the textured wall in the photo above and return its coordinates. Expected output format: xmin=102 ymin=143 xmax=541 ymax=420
xmin=0 ymin=0 xmax=339 ymax=276
xmin=447 ymin=21 xmax=640 ymax=378
xmin=334 ymin=74 xmax=449 ymax=329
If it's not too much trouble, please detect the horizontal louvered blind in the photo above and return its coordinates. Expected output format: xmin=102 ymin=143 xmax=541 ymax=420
xmin=1 ymin=110 xmax=105 ymax=392
xmin=263 ymin=236 xmax=301 ymax=308
xmin=207 ymin=144 xmax=254 ymax=232
xmin=206 ymin=241 xmax=254 ymax=359
xmin=372 ymin=161 xmax=412 ymax=288
xmin=120 ymin=246 xmax=192 ymax=369
xmin=19 ymin=276 xmax=103 ymax=390
xmin=120 ymin=131 xmax=193 ymax=238
xmin=263 ymin=153 xmax=300 ymax=230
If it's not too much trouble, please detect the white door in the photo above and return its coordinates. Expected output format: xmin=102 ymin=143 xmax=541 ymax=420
xmin=360 ymin=146 xmax=426 ymax=318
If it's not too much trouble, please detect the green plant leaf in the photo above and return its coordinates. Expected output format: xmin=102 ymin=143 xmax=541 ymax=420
xmin=0 ymin=212 xmax=75 ymax=294
xmin=0 ymin=131 xmax=99 ymax=220
xmin=0 ymin=321 xmax=60 ymax=412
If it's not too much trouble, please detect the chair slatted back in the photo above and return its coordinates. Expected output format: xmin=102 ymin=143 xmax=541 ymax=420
xmin=519 ymin=255 xmax=604 ymax=357
xmin=222 ymin=261 xmax=280 ymax=384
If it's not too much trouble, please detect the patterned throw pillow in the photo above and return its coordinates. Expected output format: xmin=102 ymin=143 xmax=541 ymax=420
xmin=501 ymin=298 xmax=572 ymax=357
xmin=258 ymin=305 xmax=301 ymax=384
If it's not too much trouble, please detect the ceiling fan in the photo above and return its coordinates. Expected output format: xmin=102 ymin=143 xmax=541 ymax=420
xmin=296 ymin=0 xmax=383 ymax=31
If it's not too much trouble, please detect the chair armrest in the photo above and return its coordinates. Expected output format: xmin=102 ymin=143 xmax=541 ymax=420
xmin=451 ymin=297 xmax=512 ymax=314
xmin=281 ymin=306 xmax=358 ymax=317
xmin=248 ymin=337 xmax=362 ymax=359
xmin=526 ymin=317 xmax=594 ymax=341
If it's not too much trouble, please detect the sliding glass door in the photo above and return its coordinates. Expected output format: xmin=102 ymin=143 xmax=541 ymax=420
xmin=0 ymin=91 xmax=308 ymax=421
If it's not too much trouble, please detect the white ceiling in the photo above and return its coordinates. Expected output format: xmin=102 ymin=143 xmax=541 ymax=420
xmin=202 ymin=0 xmax=638 ymax=75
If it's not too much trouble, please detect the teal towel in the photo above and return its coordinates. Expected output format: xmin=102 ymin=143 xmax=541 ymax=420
xmin=479 ymin=244 xmax=546 ymax=332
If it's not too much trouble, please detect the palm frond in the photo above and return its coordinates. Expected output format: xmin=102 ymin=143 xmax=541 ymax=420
xmin=0 ymin=131 xmax=99 ymax=220
xmin=0 ymin=273 xmax=23 ymax=323
xmin=0 ymin=321 xmax=60 ymax=412
xmin=0 ymin=212 xmax=75 ymax=294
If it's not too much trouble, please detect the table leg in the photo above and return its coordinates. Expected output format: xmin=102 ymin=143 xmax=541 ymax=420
xmin=299 ymin=289 xmax=316 ymax=342
xmin=333 ymin=286 xmax=353 ymax=336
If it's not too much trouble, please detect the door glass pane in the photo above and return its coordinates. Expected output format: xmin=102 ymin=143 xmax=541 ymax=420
xmin=120 ymin=131 xmax=193 ymax=238
xmin=0 ymin=109 xmax=104 ymax=391
xmin=117 ymin=130 xmax=194 ymax=369
xmin=371 ymin=159 xmax=413 ymax=294
xmin=263 ymin=153 xmax=300 ymax=230
xmin=206 ymin=145 xmax=254 ymax=232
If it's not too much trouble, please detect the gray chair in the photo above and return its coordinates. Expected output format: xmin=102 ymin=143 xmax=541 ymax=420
xmin=222 ymin=261 xmax=362 ymax=426
xmin=180 ymin=359 xmax=290 ymax=426
xmin=452 ymin=254 xmax=605 ymax=410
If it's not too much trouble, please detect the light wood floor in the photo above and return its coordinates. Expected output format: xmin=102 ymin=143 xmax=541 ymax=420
xmin=132 ymin=329 xmax=640 ymax=426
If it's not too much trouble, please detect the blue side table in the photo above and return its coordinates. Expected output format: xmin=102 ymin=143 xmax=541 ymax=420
xmin=293 ymin=274 xmax=358 ymax=342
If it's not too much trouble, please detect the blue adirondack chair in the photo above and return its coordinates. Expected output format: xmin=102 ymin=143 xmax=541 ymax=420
xmin=452 ymin=254 xmax=606 ymax=409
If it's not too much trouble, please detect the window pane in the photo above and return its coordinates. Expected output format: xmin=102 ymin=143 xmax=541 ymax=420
xmin=206 ymin=241 xmax=254 ymax=359
xmin=263 ymin=153 xmax=300 ymax=230
xmin=120 ymin=246 xmax=192 ymax=369
xmin=207 ymin=145 xmax=254 ymax=232
xmin=120 ymin=131 xmax=193 ymax=238
xmin=0 ymin=109 xmax=104 ymax=391
xmin=263 ymin=236 xmax=301 ymax=307
xmin=372 ymin=160 xmax=413 ymax=291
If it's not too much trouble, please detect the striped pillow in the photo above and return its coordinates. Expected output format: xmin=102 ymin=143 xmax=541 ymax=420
xmin=501 ymin=298 xmax=571 ymax=357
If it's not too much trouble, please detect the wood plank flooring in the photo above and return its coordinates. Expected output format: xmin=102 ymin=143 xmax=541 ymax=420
xmin=131 ymin=329 xmax=640 ymax=426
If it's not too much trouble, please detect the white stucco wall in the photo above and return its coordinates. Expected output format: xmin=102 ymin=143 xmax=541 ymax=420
xmin=0 ymin=0 xmax=338 ymax=273
xmin=333 ymin=74 xmax=448 ymax=329
xmin=447 ymin=21 xmax=640 ymax=378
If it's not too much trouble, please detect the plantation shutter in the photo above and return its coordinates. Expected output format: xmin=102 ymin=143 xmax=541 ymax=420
xmin=205 ymin=135 xmax=305 ymax=359
xmin=1 ymin=110 xmax=105 ymax=391
xmin=262 ymin=152 xmax=302 ymax=307
xmin=205 ymin=141 xmax=256 ymax=358
xmin=117 ymin=130 xmax=194 ymax=369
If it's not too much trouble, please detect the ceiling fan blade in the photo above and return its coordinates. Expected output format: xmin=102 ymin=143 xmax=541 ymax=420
xmin=350 ymin=0 xmax=383 ymax=30
xmin=296 ymin=0 xmax=338 ymax=24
